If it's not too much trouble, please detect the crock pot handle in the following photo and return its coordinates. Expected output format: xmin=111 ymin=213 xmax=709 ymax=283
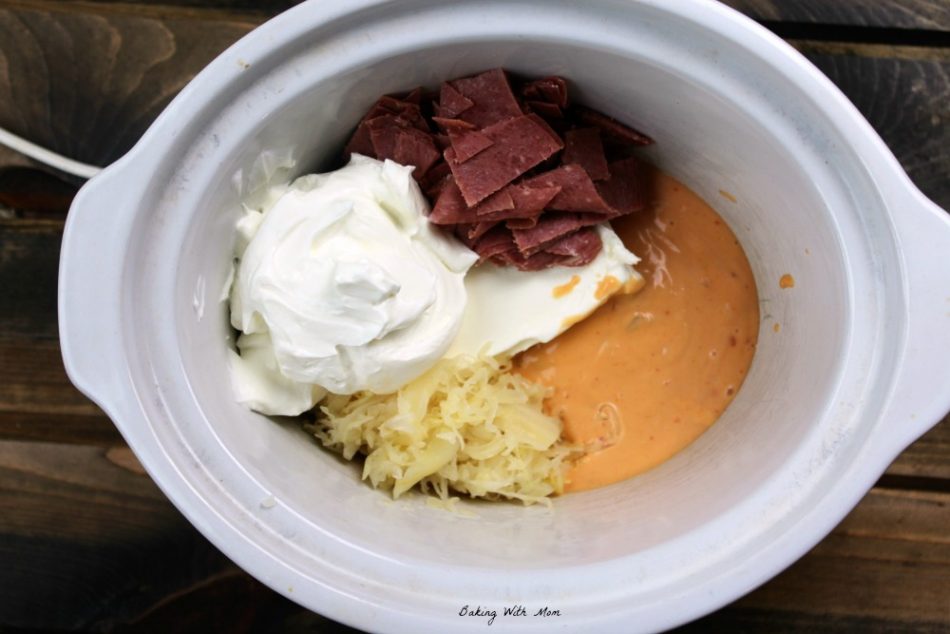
xmin=58 ymin=162 xmax=136 ymax=415
xmin=880 ymin=185 xmax=950 ymax=451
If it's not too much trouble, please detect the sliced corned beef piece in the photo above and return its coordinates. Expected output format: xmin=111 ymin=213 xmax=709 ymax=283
xmin=447 ymin=128 xmax=494 ymax=163
xmin=439 ymin=82 xmax=475 ymax=117
xmin=370 ymin=96 xmax=431 ymax=132
xmin=545 ymin=226 xmax=602 ymax=266
xmin=527 ymin=112 xmax=563 ymax=148
xmin=506 ymin=217 xmax=540 ymax=230
xmin=522 ymin=76 xmax=569 ymax=108
xmin=393 ymin=127 xmax=441 ymax=179
xmin=433 ymin=133 xmax=452 ymax=150
xmin=429 ymin=179 xmax=478 ymax=225
xmin=366 ymin=115 xmax=410 ymax=159
xmin=576 ymin=212 xmax=616 ymax=226
xmin=468 ymin=220 xmax=499 ymax=241
xmin=345 ymin=121 xmax=375 ymax=157
xmin=563 ymin=128 xmax=610 ymax=180
xmin=449 ymin=68 xmax=523 ymax=128
xmin=477 ymin=209 xmax=540 ymax=225
xmin=524 ymin=164 xmax=612 ymax=214
xmin=596 ymin=157 xmax=645 ymax=216
xmin=453 ymin=223 xmax=477 ymax=249
xmin=432 ymin=116 xmax=476 ymax=132
xmin=446 ymin=114 xmax=564 ymax=206
xmin=512 ymin=211 xmax=592 ymax=256
xmin=472 ymin=224 xmax=517 ymax=259
xmin=525 ymin=100 xmax=564 ymax=124
xmin=473 ymin=188 xmax=515 ymax=215
xmin=346 ymin=92 xmax=433 ymax=159
xmin=344 ymin=69 xmax=654 ymax=271
xmin=470 ymin=183 xmax=558 ymax=223
xmin=507 ymin=183 xmax=562 ymax=215
xmin=420 ymin=161 xmax=452 ymax=198
xmin=497 ymin=249 xmax=568 ymax=271
xmin=403 ymin=87 xmax=424 ymax=105
xmin=575 ymin=105 xmax=654 ymax=146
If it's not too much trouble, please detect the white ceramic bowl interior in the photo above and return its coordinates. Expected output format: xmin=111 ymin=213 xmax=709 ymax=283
xmin=59 ymin=1 xmax=950 ymax=632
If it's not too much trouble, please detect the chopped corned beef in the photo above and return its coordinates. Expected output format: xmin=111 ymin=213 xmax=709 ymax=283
xmin=343 ymin=69 xmax=653 ymax=270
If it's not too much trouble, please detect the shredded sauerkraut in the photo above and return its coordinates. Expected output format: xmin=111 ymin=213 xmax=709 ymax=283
xmin=310 ymin=354 xmax=570 ymax=505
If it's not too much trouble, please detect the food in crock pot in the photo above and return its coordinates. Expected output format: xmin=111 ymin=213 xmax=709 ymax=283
xmin=226 ymin=68 xmax=759 ymax=504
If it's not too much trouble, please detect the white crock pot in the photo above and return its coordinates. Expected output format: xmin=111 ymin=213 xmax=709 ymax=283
xmin=58 ymin=1 xmax=950 ymax=632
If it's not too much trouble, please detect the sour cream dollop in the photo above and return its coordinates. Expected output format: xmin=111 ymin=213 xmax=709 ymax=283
xmin=229 ymin=156 xmax=477 ymax=411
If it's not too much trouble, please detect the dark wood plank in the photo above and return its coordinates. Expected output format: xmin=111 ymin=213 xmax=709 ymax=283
xmin=0 ymin=220 xmax=61 ymax=340
xmin=0 ymin=220 xmax=118 ymax=444
xmin=680 ymin=608 xmax=949 ymax=633
xmin=0 ymin=167 xmax=78 ymax=218
xmin=6 ymin=0 xmax=950 ymax=32
xmin=0 ymin=144 xmax=37 ymax=174
xmin=738 ymin=489 xmax=950 ymax=619
xmin=0 ymin=331 xmax=115 ymax=447
xmin=792 ymin=42 xmax=950 ymax=210
xmin=2 ymin=441 xmax=947 ymax=632
xmin=0 ymin=5 xmax=254 ymax=168
xmin=723 ymin=0 xmax=950 ymax=31
xmin=887 ymin=414 xmax=950 ymax=480
xmin=1 ymin=0 xmax=288 ymax=20
xmin=0 ymin=440 xmax=238 ymax=630
xmin=0 ymin=440 xmax=368 ymax=632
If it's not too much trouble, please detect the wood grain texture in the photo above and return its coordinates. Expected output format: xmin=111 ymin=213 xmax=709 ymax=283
xmin=0 ymin=220 xmax=61 ymax=340
xmin=4 ymin=0 xmax=950 ymax=32
xmin=722 ymin=0 xmax=950 ymax=31
xmin=0 ymin=5 xmax=253 ymax=168
xmin=1 ymin=441 xmax=946 ymax=632
xmin=0 ymin=167 xmax=78 ymax=217
xmin=728 ymin=488 xmax=950 ymax=623
xmin=0 ymin=441 xmax=235 ymax=630
xmin=887 ymin=414 xmax=950 ymax=480
xmin=0 ymin=339 xmax=118 ymax=446
xmin=793 ymin=42 xmax=950 ymax=209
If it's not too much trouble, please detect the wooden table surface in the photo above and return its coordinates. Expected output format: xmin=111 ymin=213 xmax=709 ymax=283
xmin=1 ymin=1 xmax=948 ymax=631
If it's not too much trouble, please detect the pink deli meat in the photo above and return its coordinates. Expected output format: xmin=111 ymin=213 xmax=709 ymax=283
xmin=494 ymin=249 xmax=568 ymax=272
xmin=562 ymin=128 xmax=610 ymax=181
xmin=446 ymin=114 xmax=563 ymax=206
xmin=524 ymin=164 xmax=612 ymax=214
xmin=447 ymin=128 xmax=494 ymax=163
xmin=471 ymin=224 xmax=517 ymax=259
xmin=438 ymin=82 xmax=475 ymax=118
xmin=512 ymin=212 xmax=602 ymax=256
xmin=448 ymin=68 xmax=523 ymax=128
xmin=522 ymin=76 xmax=569 ymax=109
xmin=545 ymin=226 xmax=602 ymax=266
xmin=392 ymin=127 xmax=441 ymax=179
xmin=597 ymin=158 xmax=646 ymax=216
xmin=344 ymin=69 xmax=653 ymax=270
xmin=575 ymin=105 xmax=655 ymax=146
xmin=429 ymin=179 xmax=476 ymax=225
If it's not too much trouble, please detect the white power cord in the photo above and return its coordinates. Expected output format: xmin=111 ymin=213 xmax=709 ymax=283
xmin=0 ymin=126 xmax=103 ymax=179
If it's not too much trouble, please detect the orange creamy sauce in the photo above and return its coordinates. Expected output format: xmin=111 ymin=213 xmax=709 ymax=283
xmin=516 ymin=168 xmax=760 ymax=492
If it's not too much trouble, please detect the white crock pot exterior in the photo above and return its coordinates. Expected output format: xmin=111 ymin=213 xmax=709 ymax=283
xmin=59 ymin=1 xmax=950 ymax=632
